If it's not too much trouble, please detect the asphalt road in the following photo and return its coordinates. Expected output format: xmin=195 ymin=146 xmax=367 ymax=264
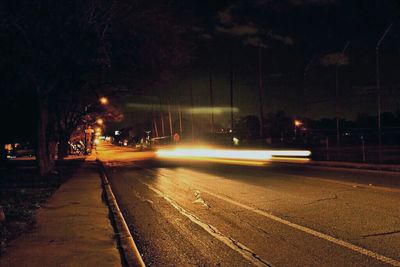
xmin=97 ymin=144 xmax=400 ymax=267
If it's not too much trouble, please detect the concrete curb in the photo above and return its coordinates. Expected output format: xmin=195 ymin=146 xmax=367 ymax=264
xmin=97 ymin=160 xmax=146 ymax=267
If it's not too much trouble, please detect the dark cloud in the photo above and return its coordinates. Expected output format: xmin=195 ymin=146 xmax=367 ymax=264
xmin=255 ymin=0 xmax=337 ymax=8
xmin=218 ymin=5 xmax=234 ymax=25
xmin=319 ymin=53 xmax=349 ymax=66
xmin=243 ymin=36 xmax=267 ymax=48
xmin=289 ymin=0 xmax=337 ymax=5
xmin=190 ymin=26 xmax=206 ymax=33
xmin=214 ymin=2 xmax=296 ymax=47
xmin=216 ymin=23 xmax=259 ymax=36
xmin=267 ymin=32 xmax=294 ymax=45
xmin=198 ymin=33 xmax=213 ymax=40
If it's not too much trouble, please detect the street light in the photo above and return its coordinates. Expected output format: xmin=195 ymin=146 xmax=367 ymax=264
xmin=96 ymin=118 xmax=104 ymax=125
xmin=335 ymin=41 xmax=350 ymax=149
xmin=294 ymin=119 xmax=302 ymax=138
xmin=376 ymin=23 xmax=393 ymax=163
xmin=99 ymin=97 xmax=109 ymax=105
xmin=294 ymin=119 xmax=302 ymax=127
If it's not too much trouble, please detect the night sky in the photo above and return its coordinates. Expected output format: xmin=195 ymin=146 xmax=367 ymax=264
xmin=116 ymin=1 xmax=400 ymax=128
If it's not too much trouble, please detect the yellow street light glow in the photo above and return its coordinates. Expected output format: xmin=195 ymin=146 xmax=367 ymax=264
xmin=99 ymin=97 xmax=109 ymax=105
xmin=294 ymin=120 xmax=302 ymax=127
xmin=96 ymin=118 xmax=104 ymax=125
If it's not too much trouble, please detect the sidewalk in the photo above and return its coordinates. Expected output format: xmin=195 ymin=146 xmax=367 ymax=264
xmin=0 ymin=157 xmax=122 ymax=267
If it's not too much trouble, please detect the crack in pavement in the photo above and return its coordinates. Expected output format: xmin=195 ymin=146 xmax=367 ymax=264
xmin=305 ymin=194 xmax=338 ymax=205
xmin=133 ymin=191 xmax=154 ymax=205
xmin=363 ymin=230 xmax=400 ymax=238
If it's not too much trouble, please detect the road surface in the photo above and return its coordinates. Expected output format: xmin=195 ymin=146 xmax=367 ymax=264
xmin=97 ymin=143 xmax=400 ymax=267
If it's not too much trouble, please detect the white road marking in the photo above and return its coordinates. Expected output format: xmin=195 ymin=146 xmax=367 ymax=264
xmin=144 ymin=168 xmax=400 ymax=267
xmin=139 ymin=180 xmax=273 ymax=267
xmin=201 ymin=189 xmax=400 ymax=267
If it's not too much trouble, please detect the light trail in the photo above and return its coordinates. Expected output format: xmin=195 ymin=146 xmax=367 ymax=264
xmin=156 ymin=146 xmax=311 ymax=165
xmin=269 ymin=150 xmax=311 ymax=157
xmin=157 ymin=148 xmax=272 ymax=161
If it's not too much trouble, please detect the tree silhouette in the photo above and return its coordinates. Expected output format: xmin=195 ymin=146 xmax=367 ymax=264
xmin=0 ymin=0 xmax=192 ymax=174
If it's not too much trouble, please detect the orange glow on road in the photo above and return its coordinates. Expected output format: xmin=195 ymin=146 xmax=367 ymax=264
xmin=270 ymin=157 xmax=311 ymax=163
xmin=163 ymin=157 xmax=267 ymax=166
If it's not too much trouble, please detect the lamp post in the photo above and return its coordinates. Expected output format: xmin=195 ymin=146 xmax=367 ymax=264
xmin=303 ymin=55 xmax=317 ymax=116
xmin=81 ymin=97 xmax=109 ymax=155
xmin=230 ymin=50 xmax=234 ymax=134
xmin=335 ymin=41 xmax=350 ymax=148
xmin=376 ymin=23 xmax=393 ymax=163
xmin=258 ymin=45 xmax=264 ymax=140
xmin=294 ymin=119 xmax=302 ymax=139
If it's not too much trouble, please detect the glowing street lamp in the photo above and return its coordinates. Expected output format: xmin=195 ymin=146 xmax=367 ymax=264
xmin=96 ymin=118 xmax=104 ymax=125
xmin=99 ymin=97 xmax=109 ymax=105
xmin=95 ymin=127 xmax=102 ymax=136
xmin=294 ymin=119 xmax=302 ymax=138
xmin=294 ymin=120 xmax=302 ymax=127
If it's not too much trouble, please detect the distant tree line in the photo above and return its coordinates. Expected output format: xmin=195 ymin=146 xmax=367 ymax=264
xmin=234 ymin=110 xmax=400 ymax=146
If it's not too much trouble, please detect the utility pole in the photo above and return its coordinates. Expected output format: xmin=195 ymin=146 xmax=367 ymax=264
xmin=151 ymin=106 xmax=159 ymax=138
xmin=209 ymin=71 xmax=214 ymax=134
xmin=230 ymin=50 xmax=234 ymax=132
xmin=258 ymin=45 xmax=264 ymax=140
xmin=303 ymin=55 xmax=316 ymax=117
xmin=178 ymin=103 xmax=183 ymax=135
xmin=153 ymin=117 xmax=159 ymax=138
xmin=160 ymin=112 xmax=165 ymax=137
xmin=190 ymin=82 xmax=195 ymax=140
xmin=168 ymin=103 xmax=173 ymax=138
xmin=376 ymin=23 xmax=393 ymax=163
xmin=177 ymin=88 xmax=183 ymax=136
xmin=159 ymin=90 xmax=165 ymax=137
xmin=335 ymin=41 xmax=350 ymax=148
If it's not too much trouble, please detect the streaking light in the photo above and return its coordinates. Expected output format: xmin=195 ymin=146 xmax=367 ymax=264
xmin=156 ymin=147 xmax=311 ymax=165
xmin=269 ymin=150 xmax=311 ymax=157
xmin=156 ymin=147 xmax=312 ymax=165
xmin=157 ymin=148 xmax=272 ymax=161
